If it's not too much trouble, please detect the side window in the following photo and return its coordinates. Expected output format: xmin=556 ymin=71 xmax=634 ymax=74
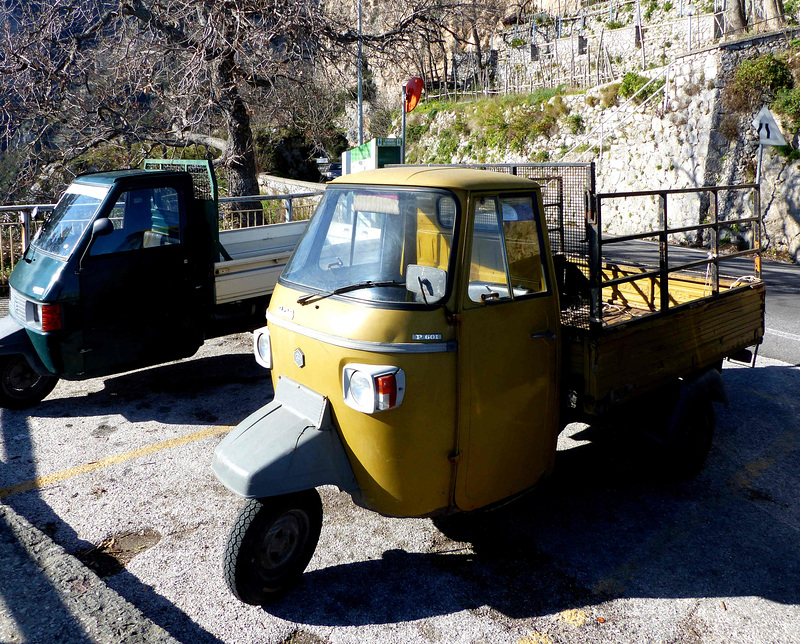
xmin=467 ymin=194 xmax=547 ymax=303
xmin=90 ymin=187 xmax=181 ymax=256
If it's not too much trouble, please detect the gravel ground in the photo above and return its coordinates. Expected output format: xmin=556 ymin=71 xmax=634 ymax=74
xmin=1 ymin=334 xmax=800 ymax=644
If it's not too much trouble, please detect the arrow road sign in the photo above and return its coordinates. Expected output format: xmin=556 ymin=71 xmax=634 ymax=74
xmin=752 ymin=106 xmax=787 ymax=146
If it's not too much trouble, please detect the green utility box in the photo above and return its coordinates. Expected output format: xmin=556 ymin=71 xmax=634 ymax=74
xmin=341 ymin=138 xmax=402 ymax=175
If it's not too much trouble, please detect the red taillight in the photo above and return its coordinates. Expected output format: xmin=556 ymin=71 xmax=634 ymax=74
xmin=41 ymin=304 xmax=62 ymax=332
xmin=376 ymin=373 xmax=397 ymax=410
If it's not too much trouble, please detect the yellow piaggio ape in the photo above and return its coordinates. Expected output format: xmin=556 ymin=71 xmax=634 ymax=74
xmin=212 ymin=166 xmax=764 ymax=604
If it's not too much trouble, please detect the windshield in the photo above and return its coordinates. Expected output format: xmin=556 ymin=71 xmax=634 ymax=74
xmin=282 ymin=186 xmax=458 ymax=305
xmin=32 ymin=183 xmax=110 ymax=258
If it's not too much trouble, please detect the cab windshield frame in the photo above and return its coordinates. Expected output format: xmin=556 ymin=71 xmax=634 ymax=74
xmin=280 ymin=184 xmax=461 ymax=309
xmin=31 ymin=182 xmax=111 ymax=259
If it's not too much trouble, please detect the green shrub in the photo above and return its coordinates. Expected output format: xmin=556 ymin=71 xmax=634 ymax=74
xmin=723 ymin=53 xmax=794 ymax=112
xmin=544 ymin=95 xmax=569 ymax=118
xmin=773 ymin=86 xmax=800 ymax=131
xmin=406 ymin=123 xmax=426 ymax=145
xmin=566 ymin=113 xmax=585 ymax=134
xmin=528 ymin=85 xmax=566 ymax=105
xmin=530 ymin=114 xmax=556 ymax=137
xmin=619 ymin=72 xmax=664 ymax=104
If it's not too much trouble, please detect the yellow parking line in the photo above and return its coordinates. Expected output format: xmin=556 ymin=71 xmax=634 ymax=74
xmin=0 ymin=425 xmax=233 ymax=500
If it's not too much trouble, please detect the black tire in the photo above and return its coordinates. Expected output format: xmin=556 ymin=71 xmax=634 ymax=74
xmin=663 ymin=398 xmax=715 ymax=480
xmin=223 ymin=489 xmax=323 ymax=604
xmin=0 ymin=355 xmax=58 ymax=410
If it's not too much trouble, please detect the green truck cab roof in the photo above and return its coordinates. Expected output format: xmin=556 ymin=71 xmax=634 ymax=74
xmin=74 ymin=168 xmax=189 ymax=187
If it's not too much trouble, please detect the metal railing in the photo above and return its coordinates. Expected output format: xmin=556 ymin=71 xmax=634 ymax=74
xmin=561 ymin=63 xmax=670 ymax=166
xmin=586 ymin=183 xmax=762 ymax=327
xmin=219 ymin=192 xmax=323 ymax=229
xmin=0 ymin=191 xmax=324 ymax=293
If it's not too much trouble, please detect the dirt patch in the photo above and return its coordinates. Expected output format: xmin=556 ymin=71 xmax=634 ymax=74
xmin=280 ymin=630 xmax=329 ymax=644
xmin=74 ymin=529 xmax=161 ymax=577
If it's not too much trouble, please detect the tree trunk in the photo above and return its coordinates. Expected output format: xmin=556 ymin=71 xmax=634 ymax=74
xmin=215 ymin=50 xmax=263 ymax=223
xmin=471 ymin=25 xmax=483 ymax=90
xmin=763 ymin=0 xmax=786 ymax=29
xmin=726 ymin=0 xmax=748 ymax=35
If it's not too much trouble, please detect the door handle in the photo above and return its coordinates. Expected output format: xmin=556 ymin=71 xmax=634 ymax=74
xmin=530 ymin=331 xmax=556 ymax=340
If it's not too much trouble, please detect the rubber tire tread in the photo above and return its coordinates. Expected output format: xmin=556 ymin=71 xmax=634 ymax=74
xmin=223 ymin=489 xmax=322 ymax=605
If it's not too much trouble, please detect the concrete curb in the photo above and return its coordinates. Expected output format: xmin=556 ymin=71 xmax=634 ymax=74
xmin=0 ymin=503 xmax=178 ymax=644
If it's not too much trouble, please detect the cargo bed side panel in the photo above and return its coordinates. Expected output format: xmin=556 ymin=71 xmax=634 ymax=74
xmin=566 ymin=282 xmax=765 ymax=417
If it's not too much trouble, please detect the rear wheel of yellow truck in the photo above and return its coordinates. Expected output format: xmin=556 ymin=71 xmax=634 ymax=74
xmin=223 ymin=490 xmax=323 ymax=604
xmin=666 ymin=398 xmax=715 ymax=479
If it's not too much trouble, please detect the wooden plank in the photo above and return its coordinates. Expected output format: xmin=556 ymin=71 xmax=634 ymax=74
xmin=566 ymin=282 xmax=765 ymax=416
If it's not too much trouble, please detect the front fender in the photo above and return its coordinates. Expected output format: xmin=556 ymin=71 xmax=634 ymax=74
xmin=0 ymin=316 xmax=51 ymax=376
xmin=212 ymin=376 xmax=359 ymax=499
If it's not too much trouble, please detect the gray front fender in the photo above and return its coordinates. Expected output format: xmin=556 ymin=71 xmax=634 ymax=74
xmin=212 ymin=377 xmax=359 ymax=499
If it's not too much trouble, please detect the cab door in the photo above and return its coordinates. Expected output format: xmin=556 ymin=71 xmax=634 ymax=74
xmin=78 ymin=184 xmax=206 ymax=377
xmin=454 ymin=192 xmax=561 ymax=511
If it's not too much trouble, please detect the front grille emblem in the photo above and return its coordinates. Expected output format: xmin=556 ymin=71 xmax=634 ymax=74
xmin=294 ymin=349 xmax=305 ymax=368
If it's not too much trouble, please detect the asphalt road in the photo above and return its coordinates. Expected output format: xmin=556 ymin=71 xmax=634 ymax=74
xmin=2 ymin=329 xmax=800 ymax=643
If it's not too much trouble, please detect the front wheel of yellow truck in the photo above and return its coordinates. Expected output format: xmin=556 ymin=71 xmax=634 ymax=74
xmin=223 ymin=489 xmax=323 ymax=604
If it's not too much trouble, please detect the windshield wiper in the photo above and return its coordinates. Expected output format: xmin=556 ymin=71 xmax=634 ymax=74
xmin=297 ymin=280 xmax=404 ymax=305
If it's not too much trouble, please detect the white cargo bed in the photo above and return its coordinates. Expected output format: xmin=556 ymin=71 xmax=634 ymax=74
xmin=213 ymin=220 xmax=308 ymax=305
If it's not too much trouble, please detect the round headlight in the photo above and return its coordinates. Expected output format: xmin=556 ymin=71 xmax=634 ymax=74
xmin=253 ymin=327 xmax=272 ymax=369
xmin=349 ymin=370 xmax=374 ymax=410
xmin=256 ymin=333 xmax=270 ymax=361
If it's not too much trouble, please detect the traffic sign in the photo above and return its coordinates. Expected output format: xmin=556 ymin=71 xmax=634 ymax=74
xmin=752 ymin=106 xmax=787 ymax=146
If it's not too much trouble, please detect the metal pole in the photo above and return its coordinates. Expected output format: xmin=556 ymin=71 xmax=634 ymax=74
xmin=401 ymin=85 xmax=407 ymax=164
xmin=357 ymin=0 xmax=363 ymax=145
xmin=22 ymin=207 xmax=34 ymax=251
xmin=755 ymin=142 xmax=764 ymax=184
xmin=659 ymin=193 xmax=669 ymax=313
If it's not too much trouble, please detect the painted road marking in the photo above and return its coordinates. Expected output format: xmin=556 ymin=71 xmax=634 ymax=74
xmin=766 ymin=327 xmax=800 ymax=342
xmin=0 ymin=425 xmax=233 ymax=500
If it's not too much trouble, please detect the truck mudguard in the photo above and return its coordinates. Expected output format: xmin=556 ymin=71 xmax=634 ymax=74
xmin=0 ymin=316 xmax=51 ymax=376
xmin=212 ymin=376 xmax=359 ymax=500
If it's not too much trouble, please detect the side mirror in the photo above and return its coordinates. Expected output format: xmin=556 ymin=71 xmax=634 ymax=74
xmin=405 ymin=265 xmax=447 ymax=304
xmin=92 ymin=218 xmax=114 ymax=237
xmin=78 ymin=218 xmax=115 ymax=271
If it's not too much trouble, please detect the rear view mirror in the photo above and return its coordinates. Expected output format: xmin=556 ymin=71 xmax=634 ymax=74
xmin=406 ymin=265 xmax=447 ymax=303
xmin=79 ymin=218 xmax=115 ymax=271
xmin=92 ymin=218 xmax=114 ymax=236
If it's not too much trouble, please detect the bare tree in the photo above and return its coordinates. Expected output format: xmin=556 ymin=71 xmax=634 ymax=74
xmin=0 ymin=0 xmax=457 ymax=200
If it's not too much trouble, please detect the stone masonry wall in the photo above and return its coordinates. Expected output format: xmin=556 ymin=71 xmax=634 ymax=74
xmin=429 ymin=29 xmax=800 ymax=261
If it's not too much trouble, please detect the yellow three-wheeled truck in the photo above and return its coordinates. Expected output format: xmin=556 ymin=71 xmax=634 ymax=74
xmin=212 ymin=166 xmax=765 ymax=604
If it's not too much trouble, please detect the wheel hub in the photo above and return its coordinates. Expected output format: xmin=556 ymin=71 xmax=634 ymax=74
xmin=258 ymin=511 xmax=307 ymax=571
xmin=4 ymin=359 xmax=41 ymax=392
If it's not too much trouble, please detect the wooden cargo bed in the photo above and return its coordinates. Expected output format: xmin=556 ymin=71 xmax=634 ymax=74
xmin=561 ymin=259 xmax=766 ymax=418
